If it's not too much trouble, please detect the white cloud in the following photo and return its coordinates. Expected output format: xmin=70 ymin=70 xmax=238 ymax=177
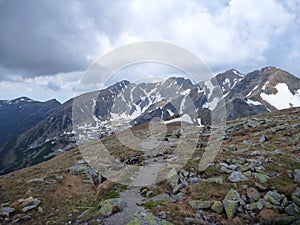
xmin=0 ymin=0 xmax=300 ymax=101
xmin=0 ymin=72 xmax=83 ymax=103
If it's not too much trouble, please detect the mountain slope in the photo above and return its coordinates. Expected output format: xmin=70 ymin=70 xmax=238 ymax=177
xmin=1 ymin=106 xmax=300 ymax=224
xmin=0 ymin=98 xmax=61 ymax=174
xmin=0 ymin=66 xmax=300 ymax=175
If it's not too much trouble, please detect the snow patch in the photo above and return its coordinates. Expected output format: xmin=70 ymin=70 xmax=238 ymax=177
xmin=163 ymin=114 xmax=193 ymax=124
xmin=246 ymin=99 xmax=262 ymax=106
xmin=260 ymin=83 xmax=300 ymax=109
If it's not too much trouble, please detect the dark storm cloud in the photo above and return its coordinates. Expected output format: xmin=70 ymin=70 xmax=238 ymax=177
xmin=0 ymin=0 xmax=124 ymax=78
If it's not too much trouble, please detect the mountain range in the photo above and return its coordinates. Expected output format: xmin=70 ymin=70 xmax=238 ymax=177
xmin=0 ymin=66 xmax=300 ymax=175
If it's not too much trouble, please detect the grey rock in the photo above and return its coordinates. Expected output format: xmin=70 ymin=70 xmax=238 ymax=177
xmin=259 ymin=135 xmax=269 ymax=142
xmin=264 ymin=191 xmax=287 ymax=206
xmin=253 ymin=172 xmax=269 ymax=183
xmin=292 ymin=188 xmax=300 ymax=207
xmin=149 ymin=193 xmax=176 ymax=203
xmin=228 ymin=164 xmax=238 ymax=170
xmin=294 ymin=169 xmax=300 ymax=184
xmin=0 ymin=207 xmax=15 ymax=217
xmin=250 ymin=150 xmax=261 ymax=156
xmin=127 ymin=211 xmax=173 ymax=225
xmin=98 ymin=198 xmax=127 ymax=217
xmin=285 ymin=203 xmax=300 ymax=216
xmin=22 ymin=199 xmax=41 ymax=212
xmin=205 ymin=177 xmax=224 ymax=184
xmin=255 ymin=182 xmax=267 ymax=191
xmin=174 ymin=192 xmax=186 ymax=201
xmin=187 ymin=177 xmax=200 ymax=184
xmin=228 ymin=171 xmax=248 ymax=182
xmin=223 ymin=189 xmax=240 ymax=219
xmin=288 ymin=170 xmax=294 ymax=179
xmin=244 ymin=201 xmax=264 ymax=211
xmin=189 ymin=200 xmax=212 ymax=209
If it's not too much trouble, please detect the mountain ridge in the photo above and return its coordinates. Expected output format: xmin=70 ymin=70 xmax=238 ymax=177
xmin=0 ymin=66 xmax=299 ymax=175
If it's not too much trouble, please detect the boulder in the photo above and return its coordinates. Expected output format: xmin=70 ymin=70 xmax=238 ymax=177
xmin=285 ymin=203 xmax=300 ymax=216
xmin=228 ymin=171 xmax=248 ymax=182
xmin=264 ymin=191 xmax=287 ymax=207
xmin=223 ymin=189 xmax=240 ymax=219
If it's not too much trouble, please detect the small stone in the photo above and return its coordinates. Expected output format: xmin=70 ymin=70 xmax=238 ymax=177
xmin=255 ymin=182 xmax=267 ymax=191
xmin=37 ymin=206 xmax=44 ymax=214
xmin=211 ymin=201 xmax=223 ymax=214
xmin=228 ymin=144 xmax=237 ymax=151
xmin=253 ymin=173 xmax=269 ymax=183
xmin=55 ymin=175 xmax=64 ymax=180
xmin=0 ymin=207 xmax=15 ymax=217
xmin=228 ymin=171 xmax=248 ymax=182
xmin=247 ymin=187 xmax=260 ymax=202
xmin=98 ymin=198 xmax=127 ymax=217
xmin=244 ymin=201 xmax=264 ymax=211
xmin=259 ymin=135 xmax=269 ymax=143
xmin=228 ymin=164 xmax=238 ymax=170
xmin=188 ymin=200 xmax=212 ymax=209
xmin=285 ymin=203 xmax=300 ymax=216
xmin=250 ymin=150 xmax=261 ymax=156
xmin=294 ymin=169 xmax=300 ymax=184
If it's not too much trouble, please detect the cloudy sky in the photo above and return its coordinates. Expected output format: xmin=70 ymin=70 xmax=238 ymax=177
xmin=0 ymin=0 xmax=299 ymax=103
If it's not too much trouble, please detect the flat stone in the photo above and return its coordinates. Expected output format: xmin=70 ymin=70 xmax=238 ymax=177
xmin=189 ymin=200 xmax=212 ymax=209
xmin=228 ymin=171 xmax=248 ymax=182
xmin=149 ymin=193 xmax=175 ymax=203
xmin=255 ymin=182 xmax=267 ymax=191
xmin=253 ymin=173 xmax=269 ymax=183
xmin=0 ymin=207 xmax=15 ymax=217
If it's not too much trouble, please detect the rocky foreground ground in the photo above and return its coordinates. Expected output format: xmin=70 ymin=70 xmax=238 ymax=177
xmin=1 ymin=107 xmax=300 ymax=225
